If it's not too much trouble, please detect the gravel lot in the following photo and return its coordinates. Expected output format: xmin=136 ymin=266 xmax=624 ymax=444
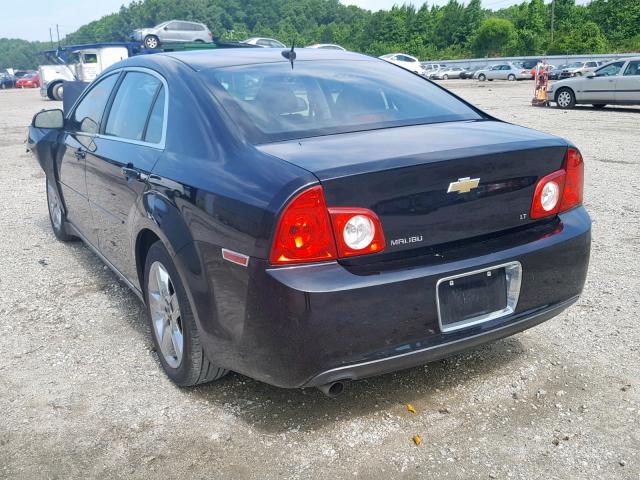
xmin=1 ymin=81 xmax=638 ymax=479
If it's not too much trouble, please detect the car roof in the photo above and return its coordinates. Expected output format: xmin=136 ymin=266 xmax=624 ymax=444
xmin=162 ymin=47 xmax=371 ymax=71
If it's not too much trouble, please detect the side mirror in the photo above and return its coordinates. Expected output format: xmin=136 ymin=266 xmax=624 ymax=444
xmin=164 ymin=26 xmax=169 ymax=30
xmin=32 ymin=109 xmax=64 ymax=129
xmin=586 ymin=72 xmax=596 ymax=79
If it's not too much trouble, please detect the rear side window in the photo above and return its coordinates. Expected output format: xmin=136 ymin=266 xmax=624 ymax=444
xmin=104 ymin=72 xmax=163 ymax=142
xmin=70 ymin=73 xmax=119 ymax=134
xmin=202 ymin=59 xmax=482 ymax=143
xmin=624 ymin=61 xmax=640 ymax=76
xmin=144 ymin=87 xmax=165 ymax=143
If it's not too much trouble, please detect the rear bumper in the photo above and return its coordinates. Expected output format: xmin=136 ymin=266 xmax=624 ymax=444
xmin=188 ymin=207 xmax=591 ymax=388
xmin=304 ymin=295 xmax=578 ymax=386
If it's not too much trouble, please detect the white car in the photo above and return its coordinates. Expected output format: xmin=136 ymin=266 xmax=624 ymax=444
xmin=548 ymin=57 xmax=640 ymax=109
xmin=131 ymin=20 xmax=213 ymax=49
xmin=380 ymin=53 xmax=425 ymax=76
xmin=307 ymin=44 xmax=346 ymax=51
xmin=241 ymin=37 xmax=286 ymax=48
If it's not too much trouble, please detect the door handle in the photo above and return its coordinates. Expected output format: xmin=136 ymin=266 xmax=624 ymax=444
xmin=74 ymin=148 xmax=86 ymax=160
xmin=122 ymin=165 xmax=143 ymax=182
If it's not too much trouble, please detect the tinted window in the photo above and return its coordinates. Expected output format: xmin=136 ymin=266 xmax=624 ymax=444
xmin=105 ymin=72 xmax=162 ymax=141
xmin=70 ymin=73 xmax=119 ymax=134
xmin=597 ymin=62 xmax=624 ymax=77
xmin=624 ymin=61 xmax=640 ymax=76
xmin=202 ymin=60 xmax=482 ymax=143
xmin=166 ymin=22 xmax=179 ymax=30
xmin=257 ymin=39 xmax=270 ymax=46
xmin=144 ymin=87 xmax=165 ymax=143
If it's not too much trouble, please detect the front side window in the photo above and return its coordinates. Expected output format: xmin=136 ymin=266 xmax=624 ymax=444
xmin=104 ymin=72 xmax=163 ymax=142
xmin=202 ymin=59 xmax=483 ymax=143
xmin=624 ymin=61 xmax=640 ymax=76
xmin=597 ymin=62 xmax=624 ymax=77
xmin=70 ymin=73 xmax=119 ymax=134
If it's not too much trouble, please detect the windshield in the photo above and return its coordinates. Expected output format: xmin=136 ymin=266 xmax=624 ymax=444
xmin=567 ymin=62 xmax=584 ymax=68
xmin=201 ymin=60 xmax=483 ymax=143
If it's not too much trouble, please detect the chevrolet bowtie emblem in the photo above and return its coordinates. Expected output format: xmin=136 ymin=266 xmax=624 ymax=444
xmin=447 ymin=177 xmax=480 ymax=194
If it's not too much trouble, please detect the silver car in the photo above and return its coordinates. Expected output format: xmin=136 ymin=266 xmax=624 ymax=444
xmin=131 ymin=20 xmax=213 ymax=49
xmin=242 ymin=37 xmax=286 ymax=48
xmin=432 ymin=67 xmax=466 ymax=80
xmin=548 ymin=57 xmax=640 ymax=109
xmin=474 ymin=63 xmax=533 ymax=81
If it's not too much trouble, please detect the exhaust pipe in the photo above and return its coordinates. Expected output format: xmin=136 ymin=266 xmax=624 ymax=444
xmin=317 ymin=381 xmax=346 ymax=397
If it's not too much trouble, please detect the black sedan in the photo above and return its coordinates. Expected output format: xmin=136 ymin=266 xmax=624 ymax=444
xmin=28 ymin=49 xmax=590 ymax=395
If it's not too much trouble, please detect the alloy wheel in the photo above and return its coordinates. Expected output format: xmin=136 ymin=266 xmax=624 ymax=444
xmin=148 ymin=261 xmax=184 ymax=368
xmin=557 ymin=91 xmax=572 ymax=108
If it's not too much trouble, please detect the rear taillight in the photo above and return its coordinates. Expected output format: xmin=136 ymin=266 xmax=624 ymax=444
xmin=530 ymin=147 xmax=584 ymax=220
xmin=328 ymin=208 xmax=385 ymax=258
xmin=270 ymin=186 xmax=385 ymax=265
xmin=269 ymin=186 xmax=336 ymax=265
xmin=559 ymin=148 xmax=584 ymax=211
xmin=208 ymin=31 xmax=213 ymax=38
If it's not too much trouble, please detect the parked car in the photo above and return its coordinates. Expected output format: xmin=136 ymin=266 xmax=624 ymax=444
xmin=432 ymin=67 xmax=466 ymax=80
xmin=548 ymin=64 xmax=568 ymax=80
xmin=460 ymin=67 xmax=482 ymax=79
xmin=242 ymin=37 xmax=286 ymax=48
xmin=380 ymin=53 xmax=426 ymax=75
xmin=306 ymin=44 xmax=346 ymax=51
xmin=0 ymin=72 xmax=15 ymax=89
xmin=16 ymin=73 xmax=40 ymax=88
xmin=27 ymin=48 xmax=590 ymax=394
xmin=131 ymin=20 xmax=213 ymax=49
xmin=548 ymin=57 xmax=640 ymax=109
xmin=475 ymin=63 xmax=533 ymax=81
xmin=558 ymin=61 xmax=600 ymax=79
xmin=421 ymin=63 xmax=446 ymax=76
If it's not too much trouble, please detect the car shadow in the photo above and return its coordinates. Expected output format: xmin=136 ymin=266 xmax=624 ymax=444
xmin=571 ymin=105 xmax=640 ymax=114
xmin=188 ymin=336 xmax=526 ymax=434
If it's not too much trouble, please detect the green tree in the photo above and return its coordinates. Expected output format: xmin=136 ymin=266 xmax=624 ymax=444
xmin=471 ymin=18 xmax=517 ymax=57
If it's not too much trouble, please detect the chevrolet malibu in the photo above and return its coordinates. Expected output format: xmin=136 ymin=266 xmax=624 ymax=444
xmin=27 ymin=49 xmax=590 ymax=396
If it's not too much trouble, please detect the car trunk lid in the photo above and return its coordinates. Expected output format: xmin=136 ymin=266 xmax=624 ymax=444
xmin=257 ymin=120 xmax=568 ymax=258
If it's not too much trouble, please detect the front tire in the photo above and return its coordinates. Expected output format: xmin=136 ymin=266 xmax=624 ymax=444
xmin=46 ymin=177 xmax=73 ymax=242
xmin=144 ymin=35 xmax=160 ymax=49
xmin=478 ymin=74 xmax=486 ymax=81
xmin=555 ymin=88 xmax=576 ymax=109
xmin=443 ymin=74 xmax=449 ymax=80
xmin=51 ymin=83 xmax=63 ymax=101
xmin=144 ymin=241 xmax=228 ymax=386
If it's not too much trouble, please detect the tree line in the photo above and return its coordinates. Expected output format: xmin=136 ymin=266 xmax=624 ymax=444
xmin=1 ymin=0 xmax=639 ymax=70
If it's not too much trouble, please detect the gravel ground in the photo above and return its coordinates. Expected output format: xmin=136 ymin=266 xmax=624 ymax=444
xmin=0 ymin=82 xmax=638 ymax=479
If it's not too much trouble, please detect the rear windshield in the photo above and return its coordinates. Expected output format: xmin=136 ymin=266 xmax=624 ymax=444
xmin=200 ymin=60 xmax=483 ymax=143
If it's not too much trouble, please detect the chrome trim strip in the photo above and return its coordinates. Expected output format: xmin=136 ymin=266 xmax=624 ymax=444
xmin=436 ymin=261 xmax=522 ymax=333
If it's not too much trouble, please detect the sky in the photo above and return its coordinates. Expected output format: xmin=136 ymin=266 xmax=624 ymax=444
xmin=2 ymin=0 xmax=590 ymax=42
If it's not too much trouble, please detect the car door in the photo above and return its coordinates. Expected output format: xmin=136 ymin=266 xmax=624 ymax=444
xmin=616 ymin=60 xmax=640 ymax=104
xmin=162 ymin=22 xmax=180 ymax=42
xmin=59 ymin=72 xmax=119 ymax=246
xmin=580 ymin=61 xmax=624 ymax=103
xmin=85 ymin=69 xmax=166 ymax=281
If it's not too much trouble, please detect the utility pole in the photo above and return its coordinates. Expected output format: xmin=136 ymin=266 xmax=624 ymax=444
xmin=49 ymin=28 xmax=53 ymax=48
xmin=550 ymin=0 xmax=555 ymax=44
xmin=56 ymin=24 xmax=60 ymax=47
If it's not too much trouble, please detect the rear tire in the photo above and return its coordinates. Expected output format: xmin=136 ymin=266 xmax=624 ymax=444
xmin=443 ymin=74 xmax=449 ymax=80
xmin=144 ymin=35 xmax=160 ymax=49
xmin=46 ymin=177 xmax=73 ymax=242
xmin=507 ymin=74 xmax=516 ymax=81
xmin=555 ymin=88 xmax=576 ymax=109
xmin=144 ymin=241 xmax=228 ymax=386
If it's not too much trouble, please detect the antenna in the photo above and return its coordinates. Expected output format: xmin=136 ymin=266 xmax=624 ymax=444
xmin=281 ymin=39 xmax=296 ymax=69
